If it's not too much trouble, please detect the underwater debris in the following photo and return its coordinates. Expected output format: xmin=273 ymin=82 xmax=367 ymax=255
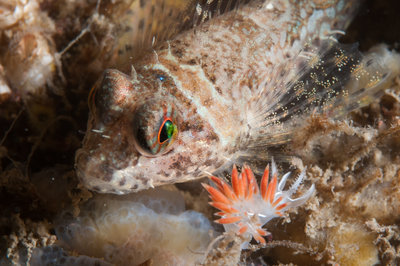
xmin=0 ymin=0 xmax=57 ymax=100
xmin=4 ymin=31 xmax=57 ymax=99
xmin=203 ymin=160 xmax=315 ymax=246
xmin=0 ymin=64 xmax=11 ymax=101
xmin=30 ymin=245 xmax=113 ymax=266
xmin=327 ymin=222 xmax=379 ymax=266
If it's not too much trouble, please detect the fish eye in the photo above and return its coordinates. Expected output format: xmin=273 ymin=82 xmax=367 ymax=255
xmin=132 ymin=99 xmax=179 ymax=157
xmin=158 ymin=118 xmax=177 ymax=144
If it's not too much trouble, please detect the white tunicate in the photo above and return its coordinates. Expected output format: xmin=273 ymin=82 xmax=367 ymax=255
xmin=55 ymin=188 xmax=214 ymax=266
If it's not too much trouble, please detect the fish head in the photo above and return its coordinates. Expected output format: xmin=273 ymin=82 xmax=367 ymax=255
xmin=75 ymin=68 xmax=226 ymax=194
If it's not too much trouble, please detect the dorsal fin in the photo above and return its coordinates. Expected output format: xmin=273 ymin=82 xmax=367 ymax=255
xmin=113 ymin=0 xmax=247 ymax=69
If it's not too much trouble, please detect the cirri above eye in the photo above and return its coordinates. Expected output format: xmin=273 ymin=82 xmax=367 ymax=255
xmin=133 ymin=99 xmax=179 ymax=157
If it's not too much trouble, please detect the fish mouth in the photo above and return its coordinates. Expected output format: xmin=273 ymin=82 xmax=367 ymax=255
xmin=75 ymin=148 xmax=115 ymax=193
xmin=74 ymin=124 xmax=145 ymax=194
xmin=75 ymin=147 xmax=144 ymax=194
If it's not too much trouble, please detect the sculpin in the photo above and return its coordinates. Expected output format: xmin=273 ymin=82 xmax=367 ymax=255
xmin=76 ymin=0 xmax=388 ymax=194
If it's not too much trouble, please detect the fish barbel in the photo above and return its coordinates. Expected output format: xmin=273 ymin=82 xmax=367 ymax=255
xmin=76 ymin=0 xmax=389 ymax=194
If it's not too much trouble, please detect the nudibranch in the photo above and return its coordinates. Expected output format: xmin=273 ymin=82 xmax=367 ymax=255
xmin=203 ymin=160 xmax=315 ymax=245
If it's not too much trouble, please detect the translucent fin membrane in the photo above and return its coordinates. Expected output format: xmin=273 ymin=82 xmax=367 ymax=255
xmin=243 ymin=41 xmax=389 ymax=161
xmin=114 ymin=0 xmax=246 ymax=66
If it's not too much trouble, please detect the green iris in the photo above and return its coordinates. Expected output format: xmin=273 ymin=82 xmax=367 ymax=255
xmin=159 ymin=119 xmax=177 ymax=144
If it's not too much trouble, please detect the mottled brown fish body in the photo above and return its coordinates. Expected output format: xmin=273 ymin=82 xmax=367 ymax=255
xmin=77 ymin=0 xmax=370 ymax=194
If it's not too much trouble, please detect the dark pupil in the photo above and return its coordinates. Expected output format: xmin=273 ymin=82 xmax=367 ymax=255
xmin=160 ymin=120 xmax=173 ymax=143
xmin=136 ymin=126 xmax=150 ymax=152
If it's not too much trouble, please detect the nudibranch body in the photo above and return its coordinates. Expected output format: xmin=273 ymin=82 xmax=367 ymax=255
xmin=76 ymin=0 xmax=387 ymax=194
xmin=203 ymin=160 xmax=315 ymax=245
